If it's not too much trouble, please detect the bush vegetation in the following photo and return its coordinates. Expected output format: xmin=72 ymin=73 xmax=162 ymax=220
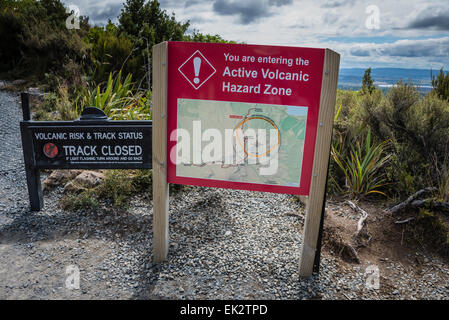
xmin=0 ymin=0 xmax=90 ymax=82
xmin=60 ymin=189 xmax=99 ymax=212
xmin=329 ymin=80 xmax=449 ymax=200
xmin=431 ymin=68 xmax=449 ymax=101
xmin=0 ymin=0 xmax=233 ymax=111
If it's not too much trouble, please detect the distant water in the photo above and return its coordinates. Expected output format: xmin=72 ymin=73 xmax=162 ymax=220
xmin=338 ymin=68 xmax=437 ymax=93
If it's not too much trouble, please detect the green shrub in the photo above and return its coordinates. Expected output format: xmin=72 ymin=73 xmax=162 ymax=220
xmin=74 ymin=70 xmax=150 ymax=120
xmin=332 ymin=128 xmax=391 ymax=198
xmin=96 ymin=170 xmax=136 ymax=209
xmin=405 ymin=209 xmax=449 ymax=256
xmin=33 ymin=92 xmax=58 ymax=121
xmin=0 ymin=0 xmax=90 ymax=80
xmin=87 ymin=22 xmax=140 ymax=84
xmin=131 ymin=169 xmax=152 ymax=193
xmin=431 ymin=68 xmax=449 ymax=101
xmin=60 ymin=190 xmax=99 ymax=212
xmin=361 ymin=82 xmax=449 ymax=197
xmin=55 ymin=85 xmax=79 ymax=120
xmin=184 ymin=30 xmax=236 ymax=43
xmin=361 ymin=68 xmax=376 ymax=94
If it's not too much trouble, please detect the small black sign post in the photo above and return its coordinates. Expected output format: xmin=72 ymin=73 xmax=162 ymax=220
xmin=20 ymin=93 xmax=152 ymax=211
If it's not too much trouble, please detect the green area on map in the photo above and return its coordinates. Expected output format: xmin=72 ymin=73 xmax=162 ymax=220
xmin=176 ymin=98 xmax=308 ymax=187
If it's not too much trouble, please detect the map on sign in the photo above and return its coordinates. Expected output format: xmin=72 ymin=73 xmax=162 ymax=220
xmin=176 ymin=98 xmax=308 ymax=187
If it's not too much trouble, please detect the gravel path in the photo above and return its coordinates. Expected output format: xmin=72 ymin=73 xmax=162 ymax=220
xmin=0 ymin=90 xmax=447 ymax=300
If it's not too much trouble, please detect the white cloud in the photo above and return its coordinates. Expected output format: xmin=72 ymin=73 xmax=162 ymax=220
xmin=67 ymin=0 xmax=449 ymax=68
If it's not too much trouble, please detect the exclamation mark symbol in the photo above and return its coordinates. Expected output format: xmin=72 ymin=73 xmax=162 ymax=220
xmin=193 ymin=57 xmax=201 ymax=84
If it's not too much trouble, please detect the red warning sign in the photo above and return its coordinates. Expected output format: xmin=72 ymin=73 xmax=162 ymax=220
xmin=178 ymin=50 xmax=216 ymax=90
xmin=167 ymin=42 xmax=327 ymax=195
xmin=43 ymin=142 xmax=58 ymax=159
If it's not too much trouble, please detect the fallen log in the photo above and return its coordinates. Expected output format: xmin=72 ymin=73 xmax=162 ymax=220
xmin=409 ymin=200 xmax=449 ymax=213
xmin=390 ymin=187 xmax=437 ymax=214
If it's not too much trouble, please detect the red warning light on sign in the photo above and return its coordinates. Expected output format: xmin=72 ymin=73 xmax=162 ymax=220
xmin=178 ymin=50 xmax=216 ymax=90
xmin=43 ymin=142 xmax=58 ymax=159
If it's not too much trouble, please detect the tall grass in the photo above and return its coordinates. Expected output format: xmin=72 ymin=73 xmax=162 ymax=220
xmin=74 ymin=70 xmax=151 ymax=120
xmin=332 ymin=129 xmax=391 ymax=198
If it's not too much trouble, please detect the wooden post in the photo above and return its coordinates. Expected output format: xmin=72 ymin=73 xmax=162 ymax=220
xmin=299 ymin=49 xmax=340 ymax=277
xmin=152 ymin=41 xmax=169 ymax=263
xmin=20 ymin=92 xmax=44 ymax=211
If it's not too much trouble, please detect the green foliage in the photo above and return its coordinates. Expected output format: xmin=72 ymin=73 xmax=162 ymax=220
xmin=32 ymin=92 xmax=58 ymax=120
xmin=119 ymin=0 xmax=189 ymax=41
xmin=361 ymin=68 xmax=375 ymax=94
xmin=60 ymin=169 xmax=153 ymax=211
xmin=330 ymin=84 xmax=449 ymax=199
xmin=0 ymin=0 xmax=90 ymax=79
xmin=87 ymin=21 xmax=140 ymax=84
xmin=328 ymin=90 xmax=382 ymax=196
xmin=74 ymin=70 xmax=150 ymax=120
xmin=96 ymin=170 xmax=135 ymax=208
xmin=33 ymin=85 xmax=78 ymax=121
xmin=361 ymin=82 xmax=449 ymax=196
xmin=113 ymin=0 xmax=188 ymax=84
xmin=405 ymin=209 xmax=449 ymax=256
xmin=55 ymin=85 xmax=79 ymax=120
xmin=433 ymin=154 xmax=449 ymax=202
xmin=184 ymin=30 xmax=236 ymax=43
xmin=60 ymin=189 xmax=99 ymax=212
xmin=95 ymin=169 xmax=153 ymax=208
xmin=1 ymin=0 xmax=235 ymax=89
xmin=332 ymin=128 xmax=391 ymax=198
xmin=431 ymin=68 xmax=449 ymax=101
xmin=131 ymin=169 xmax=153 ymax=193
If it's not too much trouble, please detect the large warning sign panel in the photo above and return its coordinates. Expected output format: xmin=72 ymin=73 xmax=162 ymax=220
xmin=167 ymin=42 xmax=326 ymax=195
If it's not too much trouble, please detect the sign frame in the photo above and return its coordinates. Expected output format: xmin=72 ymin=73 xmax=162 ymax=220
xmin=19 ymin=94 xmax=153 ymax=212
xmin=152 ymin=41 xmax=340 ymax=277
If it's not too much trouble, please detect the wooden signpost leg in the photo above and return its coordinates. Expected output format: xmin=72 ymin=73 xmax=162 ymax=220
xmin=152 ymin=42 xmax=169 ymax=263
xmin=20 ymin=93 xmax=44 ymax=211
xmin=299 ymin=49 xmax=340 ymax=277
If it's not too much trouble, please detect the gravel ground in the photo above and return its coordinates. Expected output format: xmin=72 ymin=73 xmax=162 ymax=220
xmin=0 ymin=90 xmax=448 ymax=300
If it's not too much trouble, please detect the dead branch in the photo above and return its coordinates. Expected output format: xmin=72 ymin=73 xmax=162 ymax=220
xmin=285 ymin=212 xmax=305 ymax=221
xmin=395 ymin=217 xmax=415 ymax=224
xmin=409 ymin=200 xmax=449 ymax=213
xmin=346 ymin=200 xmax=369 ymax=234
xmin=390 ymin=187 xmax=437 ymax=214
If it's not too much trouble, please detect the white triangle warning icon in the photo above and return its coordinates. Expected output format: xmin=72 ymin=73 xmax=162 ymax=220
xmin=178 ymin=50 xmax=216 ymax=90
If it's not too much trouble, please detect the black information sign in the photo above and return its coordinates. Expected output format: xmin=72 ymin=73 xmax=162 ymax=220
xmin=27 ymin=125 xmax=152 ymax=169
xmin=19 ymin=94 xmax=152 ymax=211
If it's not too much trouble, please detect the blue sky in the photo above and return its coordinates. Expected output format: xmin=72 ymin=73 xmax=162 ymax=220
xmin=68 ymin=0 xmax=449 ymax=69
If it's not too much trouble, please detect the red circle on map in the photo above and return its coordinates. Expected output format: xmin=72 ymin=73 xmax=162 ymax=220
xmin=43 ymin=142 xmax=58 ymax=159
